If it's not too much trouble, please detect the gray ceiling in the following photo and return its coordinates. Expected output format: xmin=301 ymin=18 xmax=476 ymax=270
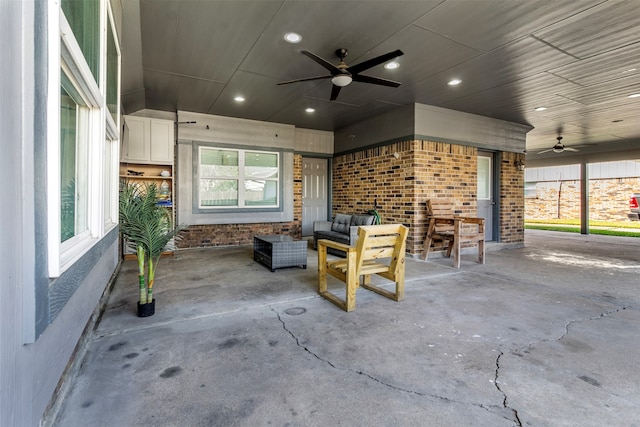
xmin=120 ymin=0 xmax=640 ymax=159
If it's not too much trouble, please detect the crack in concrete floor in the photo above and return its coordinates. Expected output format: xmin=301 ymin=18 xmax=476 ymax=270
xmin=493 ymin=305 xmax=633 ymax=427
xmin=274 ymin=309 xmax=519 ymax=425
xmin=276 ymin=304 xmax=635 ymax=426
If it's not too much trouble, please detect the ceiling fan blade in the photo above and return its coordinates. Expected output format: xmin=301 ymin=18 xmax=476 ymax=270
xmin=348 ymin=49 xmax=404 ymax=75
xmin=537 ymin=148 xmax=553 ymax=154
xmin=330 ymin=84 xmax=342 ymax=101
xmin=300 ymin=50 xmax=342 ymax=74
xmin=352 ymin=74 xmax=401 ymax=87
xmin=277 ymin=75 xmax=331 ymax=85
xmin=564 ymin=147 xmax=579 ymax=152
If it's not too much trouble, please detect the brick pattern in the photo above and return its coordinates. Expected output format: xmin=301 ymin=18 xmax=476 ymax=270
xmin=331 ymin=140 xmax=524 ymax=255
xmin=176 ymin=143 xmax=527 ymax=253
xmin=525 ymin=176 xmax=640 ymax=221
xmin=500 ymin=152 xmax=525 ymax=243
xmin=177 ymin=154 xmax=303 ymax=248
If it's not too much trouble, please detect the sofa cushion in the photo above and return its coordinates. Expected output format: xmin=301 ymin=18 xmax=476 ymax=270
xmin=351 ymin=214 xmax=375 ymax=227
xmin=315 ymin=230 xmax=350 ymax=245
xmin=331 ymin=214 xmax=352 ymax=234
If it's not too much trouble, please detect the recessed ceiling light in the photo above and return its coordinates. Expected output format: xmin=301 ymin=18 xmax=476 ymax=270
xmin=384 ymin=61 xmax=399 ymax=70
xmin=447 ymin=79 xmax=462 ymax=86
xmin=284 ymin=32 xmax=302 ymax=43
xmin=305 ymin=107 xmax=315 ymax=113
xmin=622 ymin=68 xmax=637 ymax=74
xmin=628 ymin=93 xmax=640 ymax=98
xmin=534 ymin=106 xmax=548 ymax=112
xmin=234 ymin=96 xmax=245 ymax=102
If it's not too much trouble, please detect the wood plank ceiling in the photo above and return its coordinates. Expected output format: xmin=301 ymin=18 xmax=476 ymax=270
xmin=120 ymin=0 xmax=640 ymax=160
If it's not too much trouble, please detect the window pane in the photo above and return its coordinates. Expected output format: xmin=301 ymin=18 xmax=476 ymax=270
xmin=60 ymin=74 xmax=89 ymax=242
xmin=477 ymin=157 xmax=491 ymax=200
xmin=201 ymin=149 xmax=238 ymax=177
xmin=245 ymin=180 xmax=278 ymax=206
xmin=200 ymin=179 xmax=238 ymax=206
xmin=104 ymin=139 xmax=115 ymax=225
xmin=245 ymin=152 xmax=278 ymax=179
xmin=60 ymin=86 xmax=77 ymax=242
xmin=61 ymin=0 xmax=100 ymax=81
xmin=106 ymin=22 xmax=118 ymax=122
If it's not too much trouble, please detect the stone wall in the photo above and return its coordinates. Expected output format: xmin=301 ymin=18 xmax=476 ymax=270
xmin=525 ymin=176 xmax=639 ymax=221
xmin=178 ymin=154 xmax=303 ymax=248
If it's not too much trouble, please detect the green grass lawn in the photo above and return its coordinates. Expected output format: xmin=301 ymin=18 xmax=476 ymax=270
xmin=525 ymin=218 xmax=640 ymax=237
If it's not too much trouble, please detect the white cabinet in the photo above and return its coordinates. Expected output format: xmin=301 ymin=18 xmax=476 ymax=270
xmin=122 ymin=116 xmax=174 ymax=164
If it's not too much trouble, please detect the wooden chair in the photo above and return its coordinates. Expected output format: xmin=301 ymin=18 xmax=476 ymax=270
xmin=317 ymin=224 xmax=408 ymax=312
xmin=423 ymin=199 xmax=485 ymax=268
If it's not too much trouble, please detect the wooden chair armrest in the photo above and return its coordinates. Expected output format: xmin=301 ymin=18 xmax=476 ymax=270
xmin=457 ymin=217 xmax=485 ymax=224
xmin=317 ymin=239 xmax=355 ymax=253
xmin=431 ymin=217 xmax=456 ymax=224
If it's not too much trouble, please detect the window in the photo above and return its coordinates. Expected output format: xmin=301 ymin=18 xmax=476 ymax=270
xmin=477 ymin=156 xmax=491 ymax=199
xmin=60 ymin=73 xmax=90 ymax=242
xmin=105 ymin=20 xmax=118 ymax=123
xmin=48 ymin=1 xmax=120 ymax=277
xmin=103 ymin=139 xmax=118 ymax=226
xmin=61 ymin=0 xmax=100 ymax=81
xmin=524 ymin=182 xmax=538 ymax=199
xmin=199 ymin=147 xmax=280 ymax=209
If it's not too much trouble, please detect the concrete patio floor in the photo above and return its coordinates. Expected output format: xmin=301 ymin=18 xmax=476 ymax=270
xmin=48 ymin=230 xmax=640 ymax=427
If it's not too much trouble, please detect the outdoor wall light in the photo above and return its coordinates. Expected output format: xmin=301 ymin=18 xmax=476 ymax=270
xmin=514 ymin=159 xmax=525 ymax=171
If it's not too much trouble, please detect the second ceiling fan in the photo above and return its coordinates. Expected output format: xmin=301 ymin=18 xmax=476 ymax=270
xmin=277 ymin=48 xmax=404 ymax=101
xmin=538 ymin=136 xmax=580 ymax=154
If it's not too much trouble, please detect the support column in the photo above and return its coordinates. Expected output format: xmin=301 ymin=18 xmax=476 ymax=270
xmin=580 ymin=161 xmax=589 ymax=234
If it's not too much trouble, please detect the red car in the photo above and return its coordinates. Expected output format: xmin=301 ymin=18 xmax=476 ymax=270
xmin=630 ymin=194 xmax=640 ymax=221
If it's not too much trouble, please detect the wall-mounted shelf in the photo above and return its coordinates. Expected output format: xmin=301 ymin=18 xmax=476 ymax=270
xmin=119 ymin=162 xmax=175 ymax=258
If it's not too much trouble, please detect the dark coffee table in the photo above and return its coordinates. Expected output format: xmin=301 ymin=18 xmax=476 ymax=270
xmin=253 ymin=235 xmax=307 ymax=272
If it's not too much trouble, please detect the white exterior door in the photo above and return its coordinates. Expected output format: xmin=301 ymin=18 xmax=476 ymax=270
xmin=302 ymin=158 xmax=328 ymax=236
xmin=477 ymin=152 xmax=494 ymax=241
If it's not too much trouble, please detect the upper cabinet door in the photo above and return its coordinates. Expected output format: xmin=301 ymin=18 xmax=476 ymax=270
xmin=122 ymin=116 xmax=150 ymax=162
xmin=122 ymin=116 xmax=174 ymax=164
xmin=150 ymin=119 xmax=173 ymax=163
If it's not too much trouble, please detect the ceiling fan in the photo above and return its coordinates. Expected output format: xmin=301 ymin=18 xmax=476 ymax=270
xmin=537 ymin=136 xmax=579 ymax=154
xmin=277 ymin=48 xmax=404 ymax=101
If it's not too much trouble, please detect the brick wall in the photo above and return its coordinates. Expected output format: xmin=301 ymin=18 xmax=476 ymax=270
xmin=177 ymin=143 xmax=527 ymax=253
xmin=525 ymin=176 xmax=639 ymax=221
xmin=500 ymin=152 xmax=525 ymax=243
xmin=177 ymin=154 xmax=303 ymax=248
xmin=332 ymin=140 xmax=525 ymax=256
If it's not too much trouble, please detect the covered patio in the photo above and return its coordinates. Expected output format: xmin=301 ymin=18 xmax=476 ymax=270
xmin=48 ymin=230 xmax=640 ymax=426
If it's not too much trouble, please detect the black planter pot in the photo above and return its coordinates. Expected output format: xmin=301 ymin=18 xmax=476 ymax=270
xmin=137 ymin=299 xmax=155 ymax=317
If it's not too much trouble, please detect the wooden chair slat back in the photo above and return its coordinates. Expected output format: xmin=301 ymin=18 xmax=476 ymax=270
xmin=356 ymin=224 xmax=408 ymax=273
xmin=427 ymin=199 xmax=455 ymax=217
xmin=318 ymin=223 xmax=408 ymax=311
xmin=427 ymin=199 xmax=455 ymax=232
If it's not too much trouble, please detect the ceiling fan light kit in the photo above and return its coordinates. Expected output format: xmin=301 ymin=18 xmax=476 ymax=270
xmin=331 ymin=74 xmax=352 ymax=87
xmin=278 ymin=47 xmax=403 ymax=100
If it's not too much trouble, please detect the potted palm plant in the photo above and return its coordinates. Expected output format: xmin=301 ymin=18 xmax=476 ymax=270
xmin=119 ymin=180 xmax=184 ymax=317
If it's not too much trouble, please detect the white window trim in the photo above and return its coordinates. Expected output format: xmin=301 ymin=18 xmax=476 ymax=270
xmin=48 ymin=1 xmax=119 ymax=277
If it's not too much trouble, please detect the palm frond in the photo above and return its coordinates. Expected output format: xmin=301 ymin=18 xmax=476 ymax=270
xmin=119 ymin=179 xmax=185 ymax=299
